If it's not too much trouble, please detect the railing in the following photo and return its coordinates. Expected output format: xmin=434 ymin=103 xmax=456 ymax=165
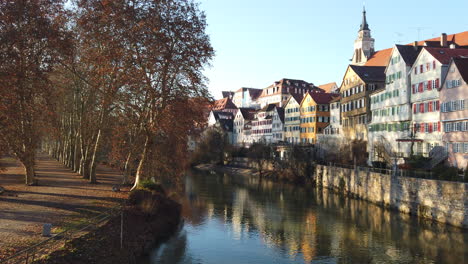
xmin=0 ymin=205 xmax=123 ymax=264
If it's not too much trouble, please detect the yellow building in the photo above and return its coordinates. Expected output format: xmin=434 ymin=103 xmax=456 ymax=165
xmin=300 ymin=92 xmax=336 ymax=144
xmin=339 ymin=65 xmax=385 ymax=141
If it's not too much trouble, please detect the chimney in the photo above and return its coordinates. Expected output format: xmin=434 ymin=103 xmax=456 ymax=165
xmin=440 ymin=33 xmax=447 ymax=47
xmin=413 ymin=41 xmax=418 ymax=51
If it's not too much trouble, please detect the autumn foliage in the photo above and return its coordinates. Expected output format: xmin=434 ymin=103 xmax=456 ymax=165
xmin=0 ymin=0 xmax=214 ymax=186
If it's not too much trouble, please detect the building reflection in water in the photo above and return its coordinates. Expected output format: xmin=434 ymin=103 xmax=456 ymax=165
xmin=148 ymin=169 xmax=468 ymax=264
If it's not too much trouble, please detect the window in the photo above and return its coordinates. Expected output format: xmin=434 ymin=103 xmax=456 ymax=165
xmin=420 ymin=65 xmax=424 ymax=73
xmin=433 ymin=60 xmax=436 ymax=70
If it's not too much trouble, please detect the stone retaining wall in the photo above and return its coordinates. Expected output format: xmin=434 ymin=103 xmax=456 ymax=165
xmin=316 ymin=165 xmax=468 ymax=228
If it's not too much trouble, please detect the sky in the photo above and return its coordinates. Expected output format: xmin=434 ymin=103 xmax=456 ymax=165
xmin=198 ymin=0 xmax=468 ymax=99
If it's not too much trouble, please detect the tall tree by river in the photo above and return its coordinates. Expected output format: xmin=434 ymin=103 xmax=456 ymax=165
xmin=0 ymin=0 xmax=71 ymax=185
xmin=45 ymin=0 xmax=213 ymax=187
xmin=1 ymin=0 xmax=213 ymax=187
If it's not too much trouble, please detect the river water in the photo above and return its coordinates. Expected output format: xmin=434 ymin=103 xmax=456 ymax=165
xmin=144 ymin=169 xmax=467 ymax=264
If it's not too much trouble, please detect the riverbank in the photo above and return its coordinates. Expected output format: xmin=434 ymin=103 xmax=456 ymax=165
xmin=32 ymin=191 xmax=181 ymax=264
xmin=195 ymin=162 xmax=468 ymax=229
xmin=194 ymin=163 xmax=257 ymax=176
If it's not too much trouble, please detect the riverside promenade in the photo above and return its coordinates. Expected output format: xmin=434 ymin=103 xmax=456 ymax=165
xmin=0 ymin=154 xmax=129 ymax=260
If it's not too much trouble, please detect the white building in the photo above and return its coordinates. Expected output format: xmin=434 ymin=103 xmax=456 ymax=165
xmin=271 ymin=107 xmax=285 ymax=143
xmin=251 ymin=104 xmax=276 ymax=143
xmin=409 ymin=46 xmax=468 ymax=156
xmin=207 ymin=111 xmax=234 ymax=145
xmin=318 ymin=96 xmax=344 ymax=152
xmin=368 ymin=45 xmax=421 ymax=162
xmin=233 ymin=108 xmax=256 ymax=146
xmin=283 ymin=94 xmax=303 ymax=144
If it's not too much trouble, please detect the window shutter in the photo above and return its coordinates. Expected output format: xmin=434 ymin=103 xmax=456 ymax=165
xmin=438 ymin=121 xmax=441 ymax=132
xmin=433 ymin=60 xmax=436 ymax=69
xmin=429 ymin=123 xmax=433 ymax=133
xmin=412 ymin=84 xmax=416 ymax=94
xmin=413 ymin=104 xmax=417 ymax=114
xmin=428 ymin=101 xmax=433 ymax=112
xmin=420 ymin=123 xmax=425 ymax=133
xmin=419 ymin=82 xmax=423 ymax=93
xmin=435 ymin=78 xmax=440 ymax=88
xmin=420 ymin=103 xmax=424 ymax=113
xmin=427 ymin=80 xmax=432 ymax=90
xmin=436 ymin=101 xmax=440 ymax=111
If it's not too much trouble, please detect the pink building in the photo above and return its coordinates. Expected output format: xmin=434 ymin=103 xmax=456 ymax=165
xmin=440 ymin=57 xmax=468 ymax=169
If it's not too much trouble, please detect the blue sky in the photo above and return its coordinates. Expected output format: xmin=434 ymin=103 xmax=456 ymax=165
xmin=198 ymin=0 xmax=468 ymax=99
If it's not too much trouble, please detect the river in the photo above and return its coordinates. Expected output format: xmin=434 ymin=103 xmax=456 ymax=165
xmin=143 ymin=169 xmax=467 ymax=264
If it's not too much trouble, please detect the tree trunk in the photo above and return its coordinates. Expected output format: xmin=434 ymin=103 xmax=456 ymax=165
xmin=122 ymin=151 xmax=132 ymax=185
xmin=73 ymin=132 xmax=81 ymax=172
xmin=131 ymin=135 xmax=150 ymax=190
xmin=25 ymin=163 xmax=35 ymax=185
xmin=89 ymin=128 xmax=102 ymax=184
xmin=22 ymin=155 xmax=36 ymax=186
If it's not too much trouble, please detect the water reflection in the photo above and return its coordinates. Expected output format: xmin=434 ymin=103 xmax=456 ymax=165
xmin=146 ymin=170 xmax=468 ymax=264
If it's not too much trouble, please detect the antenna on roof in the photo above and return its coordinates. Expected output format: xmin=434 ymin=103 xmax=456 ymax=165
xmin=410 ymin=27 xmax=430 ymax=40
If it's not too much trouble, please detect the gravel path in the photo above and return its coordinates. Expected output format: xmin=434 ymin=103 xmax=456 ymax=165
xmin=0 ymin=154 xmax=130 ymax=259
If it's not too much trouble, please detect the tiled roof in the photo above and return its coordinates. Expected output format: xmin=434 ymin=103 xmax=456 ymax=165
xmin=248 ymin=88 xmax=263 ymax=100
xmin=364 ymin=48 xmax=392 ymax=66
xmin=364 ymin=31 xmax=468 ymax=67
xmin=452 ymin=57 xmax=468 ymax=83
xmin=309 ymin=92 xmax=338 ymax=104
xmin=416 ymin=31 xmax=468 ymax=47
xmin=238 ymin=108 xmax=256 ymax=120
xmin=424 ymin=47 xmax=468 ymax=65
xmin=330 ymin=95 xmax=341 ymax=103
xmin=349 ymin=65 xmax=386 ymax=82
xmin=422 ymin=41 xmax=456 ymax=48
xmin=221 ymin=91 xmax=234 ymax=98
xmin=212 ymin=111 xmax=234 ymax=121
xmin=275 ymin=107 xmax=285 ymax=123
xmin=260 ymin=103 xmax=278 ymax=112
xmin=212 ymin=97 xmax=237 ymax=110
xmin=395 ymin=45 xmax=422 ymax=66
xmin=318 ymin=82 xmax=337 ymax=93
xmin=259 ymin=78 xmax=320 ymax=98
xmin=289 ymin=93 xmax=304 ymax=106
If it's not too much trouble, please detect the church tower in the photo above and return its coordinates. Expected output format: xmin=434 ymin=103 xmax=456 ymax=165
xmin=351 ymin=7 xmax=375 ymax=65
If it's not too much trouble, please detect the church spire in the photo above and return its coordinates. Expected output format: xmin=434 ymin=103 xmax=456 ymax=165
xmin=360 ymin=6 xmax=369 ymax=31
xmin=352 ymin=6 xmax=374 ymax=65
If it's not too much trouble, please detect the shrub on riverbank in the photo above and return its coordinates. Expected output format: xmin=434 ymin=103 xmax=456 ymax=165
xmin=190 ymin=129 xmax=227 ymax=166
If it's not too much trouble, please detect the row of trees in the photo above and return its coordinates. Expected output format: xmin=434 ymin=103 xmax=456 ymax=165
xmin=0 ymin=0 xmax=213 ymax=188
